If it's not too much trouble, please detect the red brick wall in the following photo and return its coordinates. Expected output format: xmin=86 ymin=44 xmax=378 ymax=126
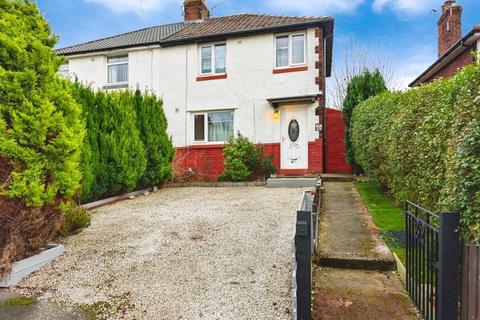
xmin=173 ymin=145 xmax=225 ymax=181
xmin=325 ymin=108 xmax=352 ymax=174
xmin=173 ymin=140 xmax=323 ymax=181
xmin=425 ymin=48 xmax=474 ymax=83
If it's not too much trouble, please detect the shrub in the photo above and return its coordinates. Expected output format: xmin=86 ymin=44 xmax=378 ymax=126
xmin=59 ymin=205 xmax=91 ymax=237
xmin=133 ymin=90 xmax=175 ymax=187
xmin=342 ymin=69 xmax=387 ymax=173
xmin=351 ymin=63 xmax=480 ymax=242
xmin=221 ymin=133 xmax=276 ymax=182
xmin=0 ymin=0 xmax=84 ymax=275
xmin=73 ymin=84 xmax=173 ymax=203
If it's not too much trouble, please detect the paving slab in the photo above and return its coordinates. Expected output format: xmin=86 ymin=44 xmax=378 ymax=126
xmin=313 ymin=268 xmax=420 ymax=320
xmin=318 ymin=182 xmax=395 ymax=270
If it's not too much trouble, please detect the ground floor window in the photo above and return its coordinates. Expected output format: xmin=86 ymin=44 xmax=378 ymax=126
xmin=193 ymin=111 xmax=234 ymax=143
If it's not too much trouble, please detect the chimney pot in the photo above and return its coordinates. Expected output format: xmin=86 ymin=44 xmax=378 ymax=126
xmin=184 ymin=0 xmax=210 ymax=21
xmin=437 ymin=0 xmax=462 ymax=57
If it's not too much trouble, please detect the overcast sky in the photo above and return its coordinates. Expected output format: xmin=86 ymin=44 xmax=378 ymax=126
xmin=38 ymin=0 xmax=480 ymax=96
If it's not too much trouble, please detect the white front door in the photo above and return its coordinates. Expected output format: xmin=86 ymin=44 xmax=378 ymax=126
xmin=281 ymin=107 xmax=308 ymax=170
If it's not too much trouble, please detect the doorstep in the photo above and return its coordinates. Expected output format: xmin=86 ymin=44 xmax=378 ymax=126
xmin=267 ymin=177 xmax=317 ymax=188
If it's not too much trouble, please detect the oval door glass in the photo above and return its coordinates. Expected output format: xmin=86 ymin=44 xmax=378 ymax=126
xmin=288 ymin=119 xmax=300 ymax=142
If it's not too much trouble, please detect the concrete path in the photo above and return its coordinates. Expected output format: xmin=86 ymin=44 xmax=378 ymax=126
xmin=318 ymin=181 xmax=395 ymax=270
xmin=314 ymin=181 xmax=419 ymax=320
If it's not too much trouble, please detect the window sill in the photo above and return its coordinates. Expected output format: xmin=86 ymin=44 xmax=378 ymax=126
xmin=189 ymin=143 xmax=226 ymax=149
xmin=273 ymin=66 xmax=308 ymax=74
xmin=196 ymin=74 xmax=228 ymax=81
xmin=104 ymin=83 xmax=129 ymax=90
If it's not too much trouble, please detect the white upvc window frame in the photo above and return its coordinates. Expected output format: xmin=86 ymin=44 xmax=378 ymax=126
xmin=199 ymin=42 xmax=227 ymax=75
xmin=192 ymin=110 xmax=234 ymax=144
xmin=58 ymin=62 xmax=69 ymax=74
xmin=106 ymin=55 xmax=129 ymax=86
xmin=274 ymin=32 xmax=307 ymax=68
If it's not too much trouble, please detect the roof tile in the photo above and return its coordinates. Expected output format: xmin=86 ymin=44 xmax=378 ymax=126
xmin=56 ymin=14 xmax=332 ymax=56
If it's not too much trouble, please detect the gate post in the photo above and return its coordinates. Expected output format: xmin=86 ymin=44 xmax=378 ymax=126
xmin=438 ymin=212 xmax=461 ymax=320
xmin=295 ymin=210 xmax=312 ymax=320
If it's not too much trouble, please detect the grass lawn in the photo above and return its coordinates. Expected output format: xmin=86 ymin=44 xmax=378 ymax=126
xmin=355 ymin=181 xmax=406 ymax=264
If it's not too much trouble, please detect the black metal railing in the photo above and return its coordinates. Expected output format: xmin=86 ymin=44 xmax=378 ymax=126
xmin=404 ymin=200 xmax=461 ymax=320
xmin=293 ymin=181 xmax=322 ymax=320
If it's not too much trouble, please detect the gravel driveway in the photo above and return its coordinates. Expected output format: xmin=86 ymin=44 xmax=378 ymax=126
xmin=13 ymin=187 xmax=303 ymax=320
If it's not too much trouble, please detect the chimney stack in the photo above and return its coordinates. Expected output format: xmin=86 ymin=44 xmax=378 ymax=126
xmin=184 ymin=0 xmax=210 ymax=22
xmin=437 ymin=0 xmax=462 ymax=57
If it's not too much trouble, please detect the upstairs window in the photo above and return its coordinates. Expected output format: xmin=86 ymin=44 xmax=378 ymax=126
xmin=200 ymin=43 xmax=226 ymax=75
xmin=193 ymin=111 xmax=234 ymax=143
xmin=107 ymin=55 xmax=128 ymax=85
xmin=275 ymin=33 xmax=306 ymax=68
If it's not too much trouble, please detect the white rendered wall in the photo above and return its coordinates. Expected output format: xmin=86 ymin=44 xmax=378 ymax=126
xmin=66 ymin=28 xmax=322 ymax=147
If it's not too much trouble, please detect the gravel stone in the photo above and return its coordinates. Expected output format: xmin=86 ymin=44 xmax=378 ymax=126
xmin=13 ymin=187 xmax=303 ymax=320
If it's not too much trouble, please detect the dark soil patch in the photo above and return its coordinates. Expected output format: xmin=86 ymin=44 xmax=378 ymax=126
xmin=383 ymin=230 xmax=406 ymax=248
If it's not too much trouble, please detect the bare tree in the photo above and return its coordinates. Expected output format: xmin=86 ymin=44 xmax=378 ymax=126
xmin=327 ymin=36 xmax=403 ymax=109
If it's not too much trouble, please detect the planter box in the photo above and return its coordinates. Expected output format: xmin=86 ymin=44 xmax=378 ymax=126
xmin=0 ymin=244 xmax=64 ymax=288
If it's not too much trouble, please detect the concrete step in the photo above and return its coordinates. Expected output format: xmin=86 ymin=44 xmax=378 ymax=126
xmin=267 ymin=177 xmax=317 ymax=188
xmin=317 ymin=253 xmax=396 ymax=271
xmin=313 ymin=268 xmax=420 ymax=320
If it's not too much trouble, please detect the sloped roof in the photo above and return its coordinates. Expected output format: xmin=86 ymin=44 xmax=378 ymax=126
xmin=56 ymin=14 xmax=333 ymax=55
xmin=55 ymin=22 xmax=186 ymax=55
xmin=163 ymin=14 xmax=332 ymax=43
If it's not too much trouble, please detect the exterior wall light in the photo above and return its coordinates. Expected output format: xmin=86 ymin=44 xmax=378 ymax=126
xmin=274 ymin=109 xmax=280 ymax=120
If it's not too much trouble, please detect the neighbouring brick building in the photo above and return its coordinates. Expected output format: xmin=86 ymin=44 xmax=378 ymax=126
xmin=410 ymin=0 xmax=479 ymax=87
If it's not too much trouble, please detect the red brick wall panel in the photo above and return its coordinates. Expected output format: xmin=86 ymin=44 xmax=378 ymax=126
xmin=174 ymin=139 xmax=323 ymax=181
xmin=325 ymin=108 xmax=352 ymax=174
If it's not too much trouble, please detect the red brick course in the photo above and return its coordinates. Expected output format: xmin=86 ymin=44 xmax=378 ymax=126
xmin=173 ymin=139 xmax=323 ymax=181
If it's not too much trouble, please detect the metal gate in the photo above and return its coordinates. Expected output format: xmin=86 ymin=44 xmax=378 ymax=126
xmin=404 ymin=201 xmax=461 ymax=320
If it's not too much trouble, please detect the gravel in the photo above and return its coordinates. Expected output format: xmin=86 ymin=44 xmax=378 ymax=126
xmin=13 ymin=187 xmax=304 ymax=320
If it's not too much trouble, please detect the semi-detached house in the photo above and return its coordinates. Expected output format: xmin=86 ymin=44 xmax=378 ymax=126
xmin=57 ymin=0 xmax=339 ymax=180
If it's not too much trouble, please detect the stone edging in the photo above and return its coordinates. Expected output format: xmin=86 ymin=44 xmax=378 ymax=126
xmin=164 ymin=181 xmax=267 ymax=188
xmin=81 ymin=188 xmax=152 ymax=210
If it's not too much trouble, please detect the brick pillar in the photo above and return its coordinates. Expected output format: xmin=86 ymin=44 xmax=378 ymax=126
xmin=438 ymin=0 xmax=462 ymax=57
xmin=315 ymin=27 xmax=325 ymax=173
xmin=184 ymin=0 xmax=210 ymax=21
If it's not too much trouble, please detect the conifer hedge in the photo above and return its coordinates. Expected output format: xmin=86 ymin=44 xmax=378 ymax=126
xmin=0 ymin=0 xmax=84 ymax=274
xmin=351 ymin=63 xmax=480 ymax=242
xmin=72 ymin=83 xmax=174 ymax=203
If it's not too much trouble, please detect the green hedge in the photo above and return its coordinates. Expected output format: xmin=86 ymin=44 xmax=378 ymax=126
xmin=73 ymin=83 xmax=174 ymax=203
xmin=351 ymin=63 xmax=480 ymax=242
xmin=0 ymin=0 xmax=84 ymax=274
